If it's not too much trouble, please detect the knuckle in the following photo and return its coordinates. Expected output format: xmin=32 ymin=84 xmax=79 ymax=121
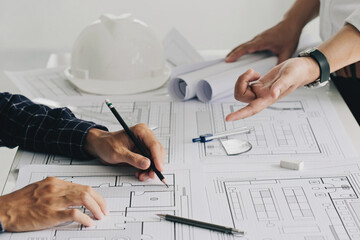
xmin=234 ymin=92 xmax=242 ymax=101
xmin=44 ymin=184 xmax=58 ymax=194
xmin=133 ymin=123 xmax=149 ymax=135
xmin=69 ymin=209 xmax=79 ymax=218
xmin=42 ymin=197 xmax=55 ymax=206
xmin=151 ymin=140 xmax=162 ymax=150
xmin=109 ymin=151 xmax=120 ymax=162
xmin=44 ymin=176 xmax=57 ymax=183
xmin=80 ymin=191 xmax=90 ymax=202
xmin=83 ymin=185 xmax=92 ymax=194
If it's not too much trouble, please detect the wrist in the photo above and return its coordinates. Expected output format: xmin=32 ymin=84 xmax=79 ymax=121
xmin=84 ymin=128 xmax=106 ymax=158
xmin=298 ymin=57 xmax=321 ymax=86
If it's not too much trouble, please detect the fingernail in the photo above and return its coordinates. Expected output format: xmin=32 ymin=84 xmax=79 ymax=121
xmin=141 ymin=159 xmax=150 ymax=168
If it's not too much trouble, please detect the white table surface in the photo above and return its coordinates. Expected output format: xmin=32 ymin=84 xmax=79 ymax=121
xmin=0 ymin=50 xmax=359 ymax=195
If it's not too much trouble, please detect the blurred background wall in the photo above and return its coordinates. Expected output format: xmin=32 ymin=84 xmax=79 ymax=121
xmin=0 ymin=0 xmax=320 ymax=52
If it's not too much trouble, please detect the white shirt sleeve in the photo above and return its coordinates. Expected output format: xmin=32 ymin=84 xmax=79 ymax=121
xmin=346 ymin=8 xmax=360 ymax=32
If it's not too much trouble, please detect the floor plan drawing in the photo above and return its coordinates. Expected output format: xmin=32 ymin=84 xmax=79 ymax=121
xmin=5 ymin=67 xmax=87 ymax=98
xmin=190 ymin=94 xmax=357 ymax=161
xmin=205 ymin=162 xmax=360 ymax=240
xmin=15 ymin=96 xmax=185 ymax=168
xmin=0 ymin=165 xmax=208 ymax=240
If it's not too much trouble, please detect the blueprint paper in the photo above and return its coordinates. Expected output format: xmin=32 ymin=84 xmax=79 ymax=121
xmin=203 ymin=159 xmax=360 ymax=240
xmin=0 ymin=164 xmax=210 ymax=240
xmin=4 ymin=68 xmax=170 ymax=99
xmin=184 ymin=92 xmax=358 ymax=163
xmin=4 ymin=67 xmax=88 ymax=99
xmin=168 ymin=53 xmax=272 ymax=101
xmin=15 ymin=95 xmax=186 ymax=168
xmin=14 ymin=90 xmax=358 ymax=170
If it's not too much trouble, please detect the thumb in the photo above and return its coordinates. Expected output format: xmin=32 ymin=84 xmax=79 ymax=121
xmin=122 ymin=150 xmax=151 ymax=170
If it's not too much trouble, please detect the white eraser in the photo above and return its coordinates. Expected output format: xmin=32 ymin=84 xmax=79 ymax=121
xmin=280 ymin=158 xmax=304 ymax=170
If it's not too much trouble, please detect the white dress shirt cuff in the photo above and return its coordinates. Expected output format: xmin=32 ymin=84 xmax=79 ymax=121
xmin=346 ymin=8 xmax=360 ymax=32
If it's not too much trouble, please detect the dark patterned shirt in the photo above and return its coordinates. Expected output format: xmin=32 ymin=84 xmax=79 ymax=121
xmin=0 ymin=92 xmax=108 ymax=159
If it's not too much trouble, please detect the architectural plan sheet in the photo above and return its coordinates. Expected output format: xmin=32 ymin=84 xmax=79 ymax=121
xmin=4 ymin=67 xmax=88 ymax=98
xmin=183 ymin=92 xmax=358 ymax=164
xmin=15 ymin=95 xmax=187 ymax=168
xmin=4 ymin=68 xmax=169 ymax=99
xmin=0 ymin=164 xmax=211 ymax=240
xmin=14 ymin=89 xmax=358 ymax=169
xmin=203 ymin=159 xmax=360 ymax=240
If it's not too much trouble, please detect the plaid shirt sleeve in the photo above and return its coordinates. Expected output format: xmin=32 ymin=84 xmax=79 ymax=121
xmin=0 ymin=92 xmax=108 ymax=159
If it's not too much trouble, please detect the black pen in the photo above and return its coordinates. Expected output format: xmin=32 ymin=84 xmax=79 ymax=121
xmin=157 ymin=214 xmax=245 ymax=235
xmin=105 ymin=99 xmax=168 ymax=187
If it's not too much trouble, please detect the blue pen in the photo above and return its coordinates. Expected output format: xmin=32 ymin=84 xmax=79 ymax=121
xmin=192 ymin=126 xmax=253 ymax=143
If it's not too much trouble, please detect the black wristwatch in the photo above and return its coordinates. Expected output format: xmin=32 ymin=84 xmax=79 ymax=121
xmin=298 ymin=48 xmax=330 ymax=88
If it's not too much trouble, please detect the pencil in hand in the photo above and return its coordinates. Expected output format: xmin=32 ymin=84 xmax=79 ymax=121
xmin=105 ymin=99 xmax=168 ymax=187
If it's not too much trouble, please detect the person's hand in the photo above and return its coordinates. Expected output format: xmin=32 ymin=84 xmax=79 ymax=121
xmin=84 ymin=123 xmax=166 ymax=181
xmin=226 ymin=57 xmax=319 ymax=121
xmin=225 ymin=21 xmax=302 ymax=64
xmin=0 ymin=177 xmax=108 ymax=232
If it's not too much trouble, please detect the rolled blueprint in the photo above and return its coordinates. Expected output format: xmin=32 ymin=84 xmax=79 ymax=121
xmin=196 ymin=56 xmax=278 ymax=102
xmin=168 ymin=53 xmax=270 ymax=101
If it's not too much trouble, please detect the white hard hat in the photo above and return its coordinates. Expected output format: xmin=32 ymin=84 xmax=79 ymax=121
xmin=65 ymin=14 xmax=171 ymax=95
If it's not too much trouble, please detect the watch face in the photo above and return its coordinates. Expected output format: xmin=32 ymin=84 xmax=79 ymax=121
xmin=304 ymin=79 xmax=329 ymax=89
xmin=299 ymin=47 xmax=317 ymax=57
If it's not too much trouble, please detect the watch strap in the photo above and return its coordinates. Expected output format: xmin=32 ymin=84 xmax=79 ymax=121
xmin=298 ymin=48 xmax=330 ymax=88
xmin=309 ymin=49 xmax=330 ymax=84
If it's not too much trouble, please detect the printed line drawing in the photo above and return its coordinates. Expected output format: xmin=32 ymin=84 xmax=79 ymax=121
xmin=1 ymin=166 xmax=195 ymax=240
xmin=205 ymin=163 xmax=360 ymax=240
xmin=192 ymin=96 xmax=356 ymax=160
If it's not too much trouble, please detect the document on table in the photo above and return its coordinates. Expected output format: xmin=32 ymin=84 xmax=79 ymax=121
xmin=4 ymin=67 xmax=88 ymax=98
xmin=0 ymin=164 xmax=211 ymax=240
xmin=203 ymin=159 xmax=360 ymax=240
xmin=5 ymin=159 xmax=360 ymax=240
xmin=2 ymin=91 xmax=359 ymax=239
xmin=14 ymin=90 xmax=358 ymax=170
xmin=183 ymin=90 xmax=358 ymax=163
xmin=13 ymin=95 xmax=187 ymax=168
xmin=4 ymin=67 xmax=171 ymax=99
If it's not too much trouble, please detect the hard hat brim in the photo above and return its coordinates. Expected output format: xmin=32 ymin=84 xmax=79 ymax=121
xmin=65 ymin=66 xmax=171 ymax=95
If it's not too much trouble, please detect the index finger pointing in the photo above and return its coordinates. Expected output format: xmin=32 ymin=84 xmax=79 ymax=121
xmin=226 ymin=97 xmax=275 ymax=121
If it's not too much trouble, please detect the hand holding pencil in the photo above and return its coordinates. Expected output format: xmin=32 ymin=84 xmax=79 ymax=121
xmin=84 ymin=116 xmax=166 ymax=182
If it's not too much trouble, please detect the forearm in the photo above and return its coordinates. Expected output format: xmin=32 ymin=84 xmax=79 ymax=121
xmin=0 ymin=93 xmax=108 ymax=159
xmin=318 ymin=24 xmax=360 ymax=73
xmin=282 ymin=0 xmax=320 ymax=32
